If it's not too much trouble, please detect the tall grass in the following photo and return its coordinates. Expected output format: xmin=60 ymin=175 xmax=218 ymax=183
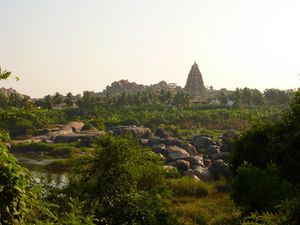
xmin=168 ymin=177 xmax=213 ymax=197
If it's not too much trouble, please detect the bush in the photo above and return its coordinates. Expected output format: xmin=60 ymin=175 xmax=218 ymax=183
xmin=0 ymin=143 xmax=30 ymax=224
xmin=66 ymin=135 xmax=176 ymax=225
xmin=231 ymin=163 xmax=293 ymax=214
xmin=168 ymin=177 xmax=211 ymax=197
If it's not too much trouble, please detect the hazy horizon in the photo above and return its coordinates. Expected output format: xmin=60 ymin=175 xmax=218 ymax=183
xmin=1 ymin=0 xmax=300 ymax=98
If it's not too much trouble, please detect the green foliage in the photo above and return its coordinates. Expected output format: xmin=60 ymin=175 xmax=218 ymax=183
xmin=0 ymin=66 xmax=12 ymax=80
xmin=231 ymin=163 xmax=293 ymax=213
xmin=66 ymin=135 xmax=176 ymax=225
xmin=0 ymin=130 xmax=10 ymax=142
xmin=22 ymin=183 xmax=96 ymax=225
xmin=231 ymin=89 xmax=300 ymax=184
xmin=168 ymin=177 xmax=211 ymax=197
xmin=230 ymin=89 xmax=300 ymax=219
xmin=0 ymin=143 xmax=30 ymax=224
xmin=0 ymin=107 xmax=66 ymax=138
xmin=264 ymin=88 xmax=294 ymax=105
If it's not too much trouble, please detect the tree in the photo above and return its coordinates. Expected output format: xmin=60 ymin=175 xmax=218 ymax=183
xmin=217 ymin=91 xmax=228 ymax=106
xmin=67 ymin=136 xmax=176 ymax=225
xmin=64 ymin=92 xmax=74 ymax=107
xmin=0 ymin=93 xmax=9 ymax=107
xmin=172 ymin=91 xmax=190 ymax=108
xmin=43 ymin=94 xmax=54 ymax=109
xmin=263 ymin=88 xmax=292 ymax=105
xmin=159 ymin=90 xmax=172 ymax=105
xmin=53 ymin=92 xmax=64 ymax=107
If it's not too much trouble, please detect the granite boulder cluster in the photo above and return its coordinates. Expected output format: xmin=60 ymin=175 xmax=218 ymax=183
xmin=108 ymin=125 xmax=236 ymax=182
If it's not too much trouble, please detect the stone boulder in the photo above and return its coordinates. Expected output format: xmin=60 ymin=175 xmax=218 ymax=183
xmin=166 ymin=146 xmax=190 ymax=161
xmin=207 ymin=145 xmax=221 ymax=155
xmin=209 ymin=159 xmax=230 ymax=179
xmin=61 ymin=121 xmax=85 ymax=133
xmin=211 ymin=152 xmax=231 ymax=163
xmin=183 ymin=169 xmax=194 ymax=177
xmin=147 ymin=138 xmax=198 ymax=156
xmin=181 ymin=155 xmax=204 ymax=169
xmin=171 ymin=159 xmax=190 ymax=173
xmin=177 ymin=142 xmax=198 ymax=156
xmin=108 ymin=125 xmax=153 ymax=139
xmin=155 ymin=128 xmax=170 ymax=138
xmin=183 ymin=170 xmax=200 ymax=180
xmin=204 ymin=158 xmax=212 ymax=167
xmin=193 ymin=166 xmax=214 ymax=182
xmin=152 ymin=144 xmax=166 ymax=154
xmin=219 ymin=130 xmax=237 ymax=152
xmin=53 ymin=130 xmax=104 ymax=143
xmin=139 ymin=138 xmax=149 ymax=146
xmin=190 ymin=135 xmax=217 ymax=150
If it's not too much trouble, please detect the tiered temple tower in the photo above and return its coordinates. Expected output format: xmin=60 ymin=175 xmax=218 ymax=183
xmin=184 ymin=62 xmax=206 ymax=102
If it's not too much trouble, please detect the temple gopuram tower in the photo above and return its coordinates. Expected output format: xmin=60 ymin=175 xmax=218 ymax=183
xmin=185 ymin=62 xmax=206 ymax=102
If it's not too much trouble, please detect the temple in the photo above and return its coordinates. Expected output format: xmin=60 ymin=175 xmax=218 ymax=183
xmin=184 ymin=62 xmax=206 ymax=102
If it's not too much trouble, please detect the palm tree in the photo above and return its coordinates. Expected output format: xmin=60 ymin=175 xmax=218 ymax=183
xmin=64 ymin=92 xmax=74 ymax=107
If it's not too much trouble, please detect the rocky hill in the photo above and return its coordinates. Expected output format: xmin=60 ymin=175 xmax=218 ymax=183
xmin=99 ymin=79 xmax=183 ymax=95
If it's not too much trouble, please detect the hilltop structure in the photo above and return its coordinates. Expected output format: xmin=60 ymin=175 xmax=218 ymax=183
xmin=184 ymin=62 xmax=207 ymax=102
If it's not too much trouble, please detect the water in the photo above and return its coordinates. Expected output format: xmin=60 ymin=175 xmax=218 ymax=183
xmin=13 ymin=153 xmax=69 ymax=188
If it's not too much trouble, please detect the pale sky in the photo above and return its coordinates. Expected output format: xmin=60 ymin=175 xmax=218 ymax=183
xmin=0 ymin=0 xmax=299 ymax=98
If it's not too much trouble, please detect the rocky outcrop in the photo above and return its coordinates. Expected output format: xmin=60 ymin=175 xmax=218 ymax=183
xmin=10 ymin=121 xmax=103 ymax=145
xmin=108 ymin=125 xmax=153 ymax=138
xmin=102 ymin=80 xmax=182 ymax=95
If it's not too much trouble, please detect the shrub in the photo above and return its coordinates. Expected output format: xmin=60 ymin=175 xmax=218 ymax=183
xmin=0 ymin=143 xmax=30 ymax=224
xmin=231 ymin=163 xmax=293 ymax=214
xmin=67 ymin=135 xmax=176 ymax=225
